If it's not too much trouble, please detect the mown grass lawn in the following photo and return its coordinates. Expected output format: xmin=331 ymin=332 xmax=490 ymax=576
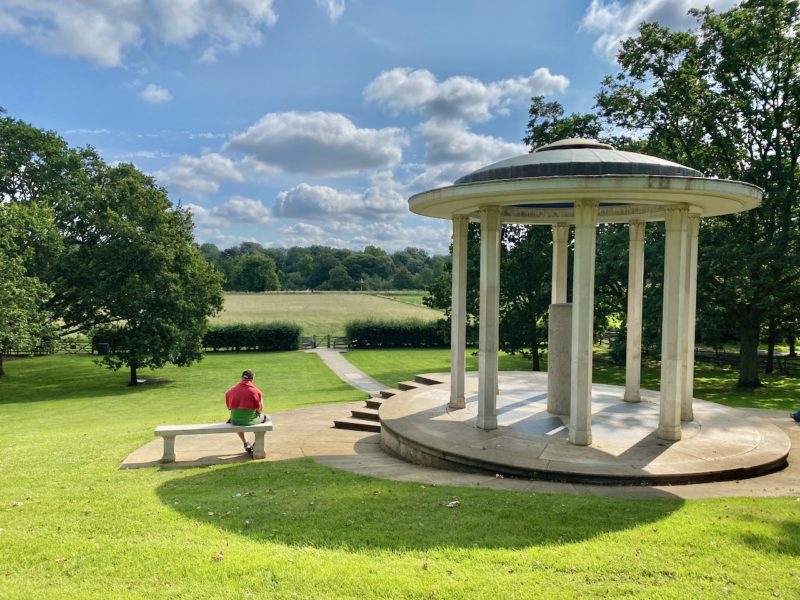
xmin=346 ymin=347 xmax=800 ymax=410
xmin=213 ymin=293 xmax=443 ymax=335
xmin=0 ymin=353 xmax=798 ymax=599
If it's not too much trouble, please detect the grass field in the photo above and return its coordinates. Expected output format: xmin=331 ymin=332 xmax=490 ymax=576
xmin=346 ymin=347 xmax=800 ymax=410
xmin=1 ymin=352 xmax=799 ymax=598
xmin=213 ymin=293 xmax=442 ymax=334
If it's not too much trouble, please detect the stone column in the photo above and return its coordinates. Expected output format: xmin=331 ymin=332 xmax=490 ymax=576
xmin=449 ymin=215 xmax=469 ymax=409
xmin=477 ymin=206 xmax=501 ymax=430
xmin=681 ymin=215 xmax=700 ymax=421
xmin=551 ymin=223 xmax=569 ymax=304
xmin=547 ymin=303 xmax=572 ymax=416
xmin=658 ymin=206 xmax=689 ymax=441
xmin=569 ymin=200 xmax=598 ymax=446
xmin=624 ymin=221 xmax=646 ymax=403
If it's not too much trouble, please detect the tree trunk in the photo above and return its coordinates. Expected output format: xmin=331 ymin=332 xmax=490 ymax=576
xmin=738 ymin=312 xmax=762 ymax=388
xmin=765 ymin=317 xmax=776 ymax=374
xmin=129 ymin=363 xmax=138 ymax=386
xmin=790 ymin=335 xmax=796 ymax=358
xmin=0 ymin=355 xmax=4 ymax=378
xmin=531 ymin=325 xmax=541 ymax=371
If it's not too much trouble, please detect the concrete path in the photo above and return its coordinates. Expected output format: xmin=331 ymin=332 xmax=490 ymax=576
xmin=305 ymin=347 xmax=386 ymax=396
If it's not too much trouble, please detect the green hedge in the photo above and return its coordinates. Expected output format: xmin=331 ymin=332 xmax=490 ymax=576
xmin=345 ymin=318 xmax=449 ymax=348
xmin=203 ymin=322 xmax=301 ymax=351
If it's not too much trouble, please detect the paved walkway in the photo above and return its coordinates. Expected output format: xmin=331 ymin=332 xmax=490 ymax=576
xmin=120 ymin=349 xmax=799 ymax=499
xmin=305 ymin=347 xmax=385 ymax=395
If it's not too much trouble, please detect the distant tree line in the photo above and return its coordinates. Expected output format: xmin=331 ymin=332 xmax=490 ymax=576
xmin=198 ymin=242 xmax=450 ymax=292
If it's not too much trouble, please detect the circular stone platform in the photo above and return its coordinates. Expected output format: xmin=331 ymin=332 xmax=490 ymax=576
xmin=379 ymin=372 xmax=791 ymax=485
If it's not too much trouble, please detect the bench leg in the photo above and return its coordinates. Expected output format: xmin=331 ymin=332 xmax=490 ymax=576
xmin=252 ymin=432 xmax=266 ymax=459
xmin=161 ymin=435 xmax=176 ymax=463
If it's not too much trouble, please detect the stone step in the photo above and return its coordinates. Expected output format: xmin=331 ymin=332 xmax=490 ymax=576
xmin=333 ymin=417 xmax=381 ymax=433
xmin=380 ymin=389 xmax=399 ymax=399
xmin=414 ymin=375 xmax=442 ymax=386
xmin=397 ymin=381 xmax=418 ymax=391
xmin=351 ymin=407 xmax=380 ymax=421
xmin=365 ymin=398 xmax=383 ymax=410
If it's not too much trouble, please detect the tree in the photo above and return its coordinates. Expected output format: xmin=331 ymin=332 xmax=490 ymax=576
xmin=325 ymin=264 xmax=355 ymax=290
xmin=59 ymin=164 xmax=224 ymax=385
xmin=392 ymin=266 xmax=417 ymax=290
xmin=228 ymin=253 xmax=280 ymax=292
xmin=596 ymin=0 xmax=800 ymax=387
xmin=0 ymin=202 xmax=60 ymax=377
xmin=499 ymin=225 xmax=553 ymax=370
xmin=523 ymin=96 xmax=602 ymax=149
xmin=2 ymin=112 xmax=224 ymax=384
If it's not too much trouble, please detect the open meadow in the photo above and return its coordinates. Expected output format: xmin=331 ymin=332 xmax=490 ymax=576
xmin=0 ymin=352 xmax=798 ymax=598
xmin=212 ymin=292 xmax=443 ymax=335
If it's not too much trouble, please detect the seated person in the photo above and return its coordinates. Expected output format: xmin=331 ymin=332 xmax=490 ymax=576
xmin=225 ymin=369 xmax=268 ymax=455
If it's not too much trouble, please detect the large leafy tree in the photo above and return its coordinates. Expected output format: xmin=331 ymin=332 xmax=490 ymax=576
xmin=0 ymin=202 xmax=61 ymax=377
xmin=1 ymin=112 xmax=223 ymax=385
xmin=596 ymin=0 xmax=800 ymax=387
xmin=54 ymin=163 xmax=224 ymax=385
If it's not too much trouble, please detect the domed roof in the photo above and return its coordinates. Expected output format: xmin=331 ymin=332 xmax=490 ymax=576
xmin=455 ymin=138 xmax=702 ymax=184
xmin=408 ymin=138 xmax=761 ymax=224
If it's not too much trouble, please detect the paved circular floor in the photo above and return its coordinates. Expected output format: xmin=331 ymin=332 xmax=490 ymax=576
xmin=380 ymin=373 xmax=791 ymax=485
xmin=122 ymin=386 xmax=799 ymax=500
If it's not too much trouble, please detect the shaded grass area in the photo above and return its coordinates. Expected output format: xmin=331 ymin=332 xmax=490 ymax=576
xmin=0 ymin=354 xmax=798 ymax=598
xmin=346 ymin=348 xmax=800 ymax=410
xmin=213 ymin=292 xmax=443 ymax=335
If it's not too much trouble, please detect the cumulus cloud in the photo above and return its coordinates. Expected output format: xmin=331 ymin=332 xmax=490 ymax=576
xmin=0 ymin=0 xmax=278 ymax=67
xmin=225 ymin=111 xmax=407 ymax=176
xmin=315 ymin=0 xmax=345 ymax=22
xmin=273 ymin=183 xmax=406 ymax=220
xmin=419 ymin=119 xmax=525 ymax=165
xmin=139 ymin=83 xmax=172 ymax=104
xmin=280 ymin=222 xmax=325 ymax=237
xmin=581 ymin=0 xmax=738 ymax=62
xmin=186 ymin=196 xmax=271 ymax=228
xmin=214 ymin=196 xmax=272 ymax=224
xmin=154 ymin=152 xmax=244 ymax=196
xmin=365 ymin=67 xmax=569 ymax=122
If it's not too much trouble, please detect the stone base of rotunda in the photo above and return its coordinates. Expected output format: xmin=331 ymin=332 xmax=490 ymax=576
xmin=379 ymin=372 xmax=790 ymax=485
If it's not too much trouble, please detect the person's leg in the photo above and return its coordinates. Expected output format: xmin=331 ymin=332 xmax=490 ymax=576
xmin=236 ymin=432 xmax=246 ymax=443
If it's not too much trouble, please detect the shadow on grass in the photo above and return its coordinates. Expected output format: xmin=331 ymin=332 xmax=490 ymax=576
xmin=156 ymin=458 xmax=683 ymax=551
xmin=739 ymin=516 xmax=800 ymax=557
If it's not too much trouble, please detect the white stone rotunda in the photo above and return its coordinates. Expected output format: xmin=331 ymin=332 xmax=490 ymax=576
xmin=409 ymin=138 xmax=762 ymax=447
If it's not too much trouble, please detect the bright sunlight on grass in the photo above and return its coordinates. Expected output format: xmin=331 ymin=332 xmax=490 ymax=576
xmin=213 ymin=292 xmax=443 ymax=335
xmin=1 ymin=353 xmax=798 ymax=598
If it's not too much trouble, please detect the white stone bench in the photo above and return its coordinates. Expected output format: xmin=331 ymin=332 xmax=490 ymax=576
xmin=154 ymin=418 xmax=273 ymax=463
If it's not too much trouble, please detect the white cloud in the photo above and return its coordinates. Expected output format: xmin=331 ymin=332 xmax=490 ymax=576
xmin=315 ymin=0 xmax=345 ymax=22
xmin=419 ymin=119 xmax=525 ymax=165
xmin=581 ymin=0 xmax=738 ymax=62
xmin=215 ymin=196 xmax=272 ymax=224
xmin=154 ymin=152 xmax=244 ymax=196
xmin=225 ymin=111 xmax=407 ymax=176
xmin=273 ymin=183 xmax=406 ymax=220
xmin=0 ymin=0 xmax=278 ymax=67
xmin=139 ymin=83 xmax=173 ymax=104
xmin=365 ymin=67 xmax=569 ymax=123
xmin=280 ymin=222 xmax=325 ymax=236
xmin=187 ymin=196 xmax=271 ymax=228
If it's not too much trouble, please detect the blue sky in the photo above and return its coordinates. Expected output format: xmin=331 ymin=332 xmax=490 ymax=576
xmin=0 ymin=0 xmax=735 ymax=255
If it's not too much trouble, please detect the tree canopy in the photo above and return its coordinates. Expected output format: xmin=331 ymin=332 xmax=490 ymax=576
xmin=596 ymin=0 xmax=800 ymax=386
xmin=0 ymin=111 xmax=223 ymax=384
